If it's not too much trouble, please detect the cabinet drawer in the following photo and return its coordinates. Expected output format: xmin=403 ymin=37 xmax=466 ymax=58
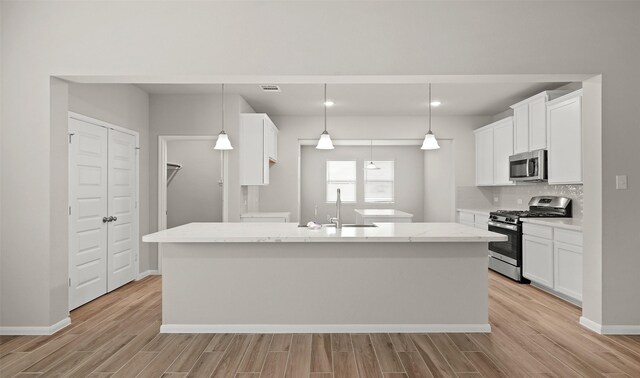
xmin=523 ymin=223 xmax=553 ymax=239
xmin=554 ymin=228 xmax=583 ymax=247
xmin=459 ymin=212 xmax=474 ymax=224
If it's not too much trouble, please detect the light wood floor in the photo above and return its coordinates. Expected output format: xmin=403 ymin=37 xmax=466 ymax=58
xmin=1 ymin=273 xmax=640 ymax=377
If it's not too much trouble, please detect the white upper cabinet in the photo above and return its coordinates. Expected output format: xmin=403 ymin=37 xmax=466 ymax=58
xmin=547 ymin=90 xmax=583 ymax=184
xmin=512 ymin=104 xmax=530 ymax=154
xmin=474 ymin=117 xmax=513 ymax=186
xmin=240 ymin=113 xmax=279 ymax=186
xmin=528 ymin=95 xmax=548 ymax=151
xmin=475 ymin=126 xmax=494 ymax=186
xmin=493 ymin=119 xmax=514 ymax=185
xmin=510 ymin=91 xmax=569 ymax=154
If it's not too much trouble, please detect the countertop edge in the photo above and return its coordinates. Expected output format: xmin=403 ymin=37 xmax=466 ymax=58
xmin=521 ymin=218 xmax=583 ymax=231
xmin=142 ymin=237 xmax=506 ymax=243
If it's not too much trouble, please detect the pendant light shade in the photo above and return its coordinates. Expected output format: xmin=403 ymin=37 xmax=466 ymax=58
xmin=316 ymin=131 xmax=334 ymax=150
xmin=421 ymin=131 xmax=440 ymax=150
xmin=366 ymin=140 xmax=380 ymax=170
xmin=214 ymin=131 xmax=233 ymax=150
xmin=214 ymin=83 xmax=234 ymax=150
xmin=316 ymin=84 xmax=335 ymax=150
xmin=421 ymin=83 xmax=440 ymax=150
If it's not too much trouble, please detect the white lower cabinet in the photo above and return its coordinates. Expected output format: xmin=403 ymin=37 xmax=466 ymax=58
xmin=523 ymin=222 xmax=583 ymax=304
xmin=457 ymin=210 xmax=489 ymax=230
xmin=523 ymin=235 xmax=554 ymax=288
xmin=554 ymin=242 xmax=583 ymax=301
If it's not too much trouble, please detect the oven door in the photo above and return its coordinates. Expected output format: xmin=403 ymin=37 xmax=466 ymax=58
xmin=487 ymin=221 xmax=522 ymax=266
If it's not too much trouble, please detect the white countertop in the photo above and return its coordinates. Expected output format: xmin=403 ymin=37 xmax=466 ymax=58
xmin=521 ymin=218 xmax=583 ymax=231
xmin=457 ymin=208 xmax=496 ymax=216
xmin=240 ymin=212 xmax=291 ymax=218
xmin=354 ymin=209 xmax=413 ymax=218
xmin=142 ymin=222 xmax=507 ymax=243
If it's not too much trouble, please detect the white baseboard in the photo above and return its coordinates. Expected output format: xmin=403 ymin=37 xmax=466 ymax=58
xmin=0 ymin=317 xmax=71 ymax=336
xmin=160 ymin=323 xmax=491 ymax=334
xmin=580 ymin=316 xmax=640 ymax=335
xmin=136 ymin=270 xmax=159 ymax=280
xmin=579 ymin=316 xmax=602 ymax=333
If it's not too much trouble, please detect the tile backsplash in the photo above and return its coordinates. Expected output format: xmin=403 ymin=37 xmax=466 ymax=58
xmin=457 ymin=184 xmax=584 ymax=218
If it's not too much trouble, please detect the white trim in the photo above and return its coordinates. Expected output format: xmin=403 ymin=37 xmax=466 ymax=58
xmin=579 ymin=316 xmax=602 ymax=333
xmin=580 ymin=317 xmax=640 ymax=335
xmin=160 ymin=323 xmax=491 ymax=334
xmin=59 ymin=74 xmax=592 ymax=85
xmin=136 ymin=270 xmax=160 ymax=280
xmin=0 ymin=317 xmax=71 ymax=336
xmin=298 ymin=139 xmax=429 ymax=147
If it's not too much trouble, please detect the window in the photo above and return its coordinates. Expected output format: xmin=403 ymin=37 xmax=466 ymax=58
xmin=326 ymin=161 xmax=356 ymax=202
xmin=364 ymin=161 xmax=394 ymax=203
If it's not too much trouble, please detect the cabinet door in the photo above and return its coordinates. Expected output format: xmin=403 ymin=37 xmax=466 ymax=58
xmin=528 ymin=96 xmax=547 ymax=151
xmin=554 ymin=241 xmax=583 ymax=301
xmin=240 ymin=116 xmax=267 ymax=185
xmin=271 ymin=125 xmax=278 ymax=162
xmin=513 ymin=104 xmax=529 ymax=154
xmin=493 ymin=121 xmax=514 ymax=185
xmin=548 ymin=95 xmax=582 ymax=184
xmin=475 ymin=128 xmax=494 ymax=186
xmin=523 ymin=234 xmax=554 ymax=287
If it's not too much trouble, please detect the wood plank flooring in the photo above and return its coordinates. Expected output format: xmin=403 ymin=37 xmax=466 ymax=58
xmin=1 ymin=272 xmax=640 ymax=377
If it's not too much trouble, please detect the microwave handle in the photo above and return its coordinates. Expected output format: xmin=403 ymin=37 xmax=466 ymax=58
xmin=525 ymin=159 xmax=530 ymax=177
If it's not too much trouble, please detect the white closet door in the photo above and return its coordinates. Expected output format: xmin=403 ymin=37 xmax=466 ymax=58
xmin=107 ymin=129 xmax=137 ymax=291
xmin=69 ymin=118 xmax=109 ymax=310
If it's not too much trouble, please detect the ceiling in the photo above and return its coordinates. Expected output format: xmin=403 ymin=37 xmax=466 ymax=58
xmin=136 ymin=82 xmax=571 ymax=116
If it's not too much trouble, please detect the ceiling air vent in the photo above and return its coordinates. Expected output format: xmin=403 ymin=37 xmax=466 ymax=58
xmin=259 ymin=84 xmax=281 ymax=92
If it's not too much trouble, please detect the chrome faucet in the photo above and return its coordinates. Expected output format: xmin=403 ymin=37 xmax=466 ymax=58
xmin=329 ymin=188 xmax=343 ymax=229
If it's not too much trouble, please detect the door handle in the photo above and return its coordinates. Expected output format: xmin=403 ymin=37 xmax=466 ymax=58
xmin=111 ymin=216 xmax=117 ymax=222
xmin=103 ymin=217 xmax=110 ymax=223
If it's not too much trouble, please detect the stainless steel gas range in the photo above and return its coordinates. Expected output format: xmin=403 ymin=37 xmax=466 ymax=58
xmin=487 ymin=196 xmax=572 ymax=282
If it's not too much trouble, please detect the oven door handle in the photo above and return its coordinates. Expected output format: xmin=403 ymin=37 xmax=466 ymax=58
xmin=487 ymin=220 xmax=519 ymax=231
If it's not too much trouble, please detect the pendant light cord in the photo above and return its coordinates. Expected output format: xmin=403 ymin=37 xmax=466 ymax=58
xmin=428 ymin=83 xmax=432 ymax=133
xmin=221 ymin=83 xmax=225 ymax=132
xmin=324 ymin=83 xmax=327 ymax=133
xmin=370 ymin=139 xmax=374 ymax=161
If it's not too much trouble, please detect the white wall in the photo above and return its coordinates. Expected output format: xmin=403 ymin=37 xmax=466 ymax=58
xmin=147 ymin=93 xmax=253 ymax=269
xmin=167 ymin=140 xmax=222 ymax=228
xmin=300 ymin=145 xmax=425 ymax=224
xmin=67 ymin=83 xmax=152 ymax=273
xmin=262 ymin=115 xmax=489 ymax=223
xmin=1 ymin=0 xmax=638 ymax=330
xmin=424 ymin=139 xmax=455 ymax=222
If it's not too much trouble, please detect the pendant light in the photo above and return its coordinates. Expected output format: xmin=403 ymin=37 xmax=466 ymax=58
xmin=421 ymin=83 xmax=441 ymax=150
xmin=366 ymin=140 xmax=380 ymax=170
xmin=316 ymin=84 xmax=335 ymax=150
xmin=214 ymin=83 xmax=233 ymax=150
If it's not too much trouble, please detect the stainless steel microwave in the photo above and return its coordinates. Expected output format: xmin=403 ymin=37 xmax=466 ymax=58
xmin=509 ymin=150 xmax=547 ymax=182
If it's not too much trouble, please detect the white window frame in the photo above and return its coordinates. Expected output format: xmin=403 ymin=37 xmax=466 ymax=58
xmin=364 ymin=160 xmax=395 ymax=204
xmin=326 ymin=160 xmax=357 ymax=203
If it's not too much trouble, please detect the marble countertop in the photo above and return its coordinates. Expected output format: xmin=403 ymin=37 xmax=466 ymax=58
xmin=521 ymin=218 xmax=583 ymax=231
xmin=240 ymin=212 xmax=291 ymax=218
xmin=354 ymin=209 xmax=414 ymax=217
xmin=142 ymin=222 xmax=507 ymax=243
xmin=456 ymin=208 xmax=496 ymax=216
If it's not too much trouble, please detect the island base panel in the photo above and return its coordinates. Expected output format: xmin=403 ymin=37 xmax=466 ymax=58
xmin=161 ymin=242 xmax=490 ymax=333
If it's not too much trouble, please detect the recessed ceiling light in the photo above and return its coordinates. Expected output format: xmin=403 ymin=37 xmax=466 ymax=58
xmin=430 ymin=101 xmax=442 ymax=107
xmin=324 ymin=100 xmax=335 ymax=107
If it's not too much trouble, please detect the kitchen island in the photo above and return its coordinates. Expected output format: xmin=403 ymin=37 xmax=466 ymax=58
xmin=143 ymin=222 xmax=506 ymax=333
